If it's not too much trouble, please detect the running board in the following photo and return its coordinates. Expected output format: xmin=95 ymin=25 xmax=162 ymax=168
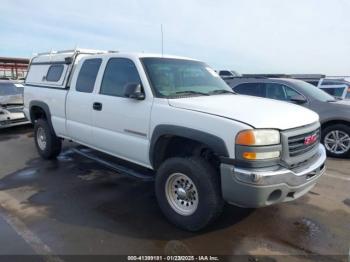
xmin=72 ymin=147 xmax=155 ymax=181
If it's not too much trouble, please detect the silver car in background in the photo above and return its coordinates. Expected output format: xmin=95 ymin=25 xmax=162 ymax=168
xmin=0 ymin=80 xmax=30 ymax=128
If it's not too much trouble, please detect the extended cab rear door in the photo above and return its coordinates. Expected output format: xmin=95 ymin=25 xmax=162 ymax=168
xmin=90 ymin=57 xmax=153 ymax=167
xmin=66 ymin=58 xmax=102 ymax=144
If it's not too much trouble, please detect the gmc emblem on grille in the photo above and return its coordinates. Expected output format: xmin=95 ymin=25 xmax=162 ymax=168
xmin=304 ymin=134 xmax=317 ymax=145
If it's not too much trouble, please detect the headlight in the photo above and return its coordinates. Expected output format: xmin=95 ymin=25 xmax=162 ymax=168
xmin=236 ymin=129 xmax=280 ymax=146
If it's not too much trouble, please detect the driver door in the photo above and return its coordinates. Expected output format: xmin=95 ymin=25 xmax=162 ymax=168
xmin=91 ymin=58 xmax=153 ymax=167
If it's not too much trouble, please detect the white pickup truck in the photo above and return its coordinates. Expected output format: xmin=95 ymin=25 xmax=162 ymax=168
xmin=24 ymin=49 xmax=326 ymax=231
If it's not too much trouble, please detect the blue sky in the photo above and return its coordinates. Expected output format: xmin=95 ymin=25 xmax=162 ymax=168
xmin=1 ymin=0 xmax=349 ymax=75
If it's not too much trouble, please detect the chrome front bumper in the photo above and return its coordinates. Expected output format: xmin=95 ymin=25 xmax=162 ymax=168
xmin=220 ymin=144 xmax=327 ymax=208
xmin=0 ymin=107 xmax=30 ymax=129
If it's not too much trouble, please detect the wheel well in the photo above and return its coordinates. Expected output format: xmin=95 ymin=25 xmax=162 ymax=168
xmin=152 ymin=135 xmax=220 ymax=170
xmin=321 ymin=120 xmax=350 ymax=132
xmin=30 ymin=106 xmax=47 ymax=123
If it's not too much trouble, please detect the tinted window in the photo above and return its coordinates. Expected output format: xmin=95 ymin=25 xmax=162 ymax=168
xmin=76 ymin=59 xmax=102 ymax=93
xmin=321 ymin=87 xmax=345 ymax=97
xmin=234 ymin=83 xmax=265 ymax=97
xmin=265 ymin=83 xmax=286 ymax=100
xmin=284 ymin=86 xmax=303 ymax=101
xmin=100 ymin=58 xmax=141 ymax=97
xmin=46 ymin=65 xmax=64 ymax=82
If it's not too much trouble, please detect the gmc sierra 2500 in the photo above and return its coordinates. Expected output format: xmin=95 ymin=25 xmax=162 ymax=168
xmin=24 ymin=49 xmax=326 ymax=231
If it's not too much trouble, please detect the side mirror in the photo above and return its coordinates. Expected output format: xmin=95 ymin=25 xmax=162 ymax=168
xmin=124 ymin=83 xmax=145 ymax=100
xmin=290 ymin=95 xmax=307 ymax=104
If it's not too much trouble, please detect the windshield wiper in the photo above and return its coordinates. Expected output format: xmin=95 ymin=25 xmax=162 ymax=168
xmin=208 ymin=89 xmax=235 ymax=95
xmin=173 ymin=91 xmax=210 ymax=96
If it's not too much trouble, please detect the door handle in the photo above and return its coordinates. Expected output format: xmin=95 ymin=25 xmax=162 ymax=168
xmin=93 ymin=102 xmax=102 ymax=111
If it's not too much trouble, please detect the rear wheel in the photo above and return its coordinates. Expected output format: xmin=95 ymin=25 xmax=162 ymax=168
xmin=322 ymin=124 xmax=350 ymax=158
xmin=155 ymin=157 xmax=224 ymax=231
xmin=34 ymin=119 xmax=62 ymax=159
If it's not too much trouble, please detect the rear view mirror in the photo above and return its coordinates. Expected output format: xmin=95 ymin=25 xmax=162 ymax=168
xmin=290 ymin=95 xmax=307 ymax=104
xmin=124 ymin=83 xmax=145 ymax=100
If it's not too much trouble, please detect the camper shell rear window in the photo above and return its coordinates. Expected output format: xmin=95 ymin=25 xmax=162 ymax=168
xmin=46 ymin=64 xmax=64 ymax=82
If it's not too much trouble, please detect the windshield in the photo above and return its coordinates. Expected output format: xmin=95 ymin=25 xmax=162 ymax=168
xmin=141 ymin=58 xmax=233 ymax=98
xmin=0 ymin=82 xmax=24 ymax=96
xmin=321 ymin=87 xmax=346 ymax=98
xmin=291 ymin=80 xmax=336 ymax=102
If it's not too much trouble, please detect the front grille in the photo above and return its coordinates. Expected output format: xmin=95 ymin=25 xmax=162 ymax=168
xmin=288 ymin=128 xmax=320 ymax=157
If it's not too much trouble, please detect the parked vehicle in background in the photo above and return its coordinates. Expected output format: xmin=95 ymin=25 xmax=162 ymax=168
xmin=319 ymin=85 xmax=350 ymax=100
xmin=24 ymin=49 xmax=326 ymax=231
xmin=218 ymin=70 xmax=240 ymax=79
xmin=293 ymin=77 xmax=350 ymax=100
xmin=0 ymin=80 xmax=29 ymax=128
xmin=318 ymin=79 xmax=350 ymax=100
xmin=228 ymin=77 xmax=350 ymax=158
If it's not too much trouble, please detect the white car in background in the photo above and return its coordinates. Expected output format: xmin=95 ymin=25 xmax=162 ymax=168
xmin=0 ymin=80 xmax=30 ymax=128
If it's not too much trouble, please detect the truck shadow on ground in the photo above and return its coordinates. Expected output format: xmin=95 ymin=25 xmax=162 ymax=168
xmin=0 ymin=148 xmax=254 ymax=240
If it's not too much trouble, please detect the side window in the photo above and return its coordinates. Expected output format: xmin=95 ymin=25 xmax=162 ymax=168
xmin=100 ymin=58 xmax=141 ymax=97
xmin=284 ymin=86 xmax=304 ymax=101
xmin=233 ymin=83 xmax=265 ymax=97
xmin=265 ymin=83 xmax=286 ymax=101
xmin=76 ymin=59 xmax=102 ymax=93
xmin=46 ymin=65 xmax=64 ymax=82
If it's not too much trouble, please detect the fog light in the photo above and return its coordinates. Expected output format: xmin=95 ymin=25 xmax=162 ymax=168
xmin=243 ymin=151 xmax=280 ymax=160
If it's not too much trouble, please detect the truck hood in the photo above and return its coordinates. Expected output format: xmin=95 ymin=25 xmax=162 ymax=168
xmin=168 ymin=94 xmax=319 ymax=130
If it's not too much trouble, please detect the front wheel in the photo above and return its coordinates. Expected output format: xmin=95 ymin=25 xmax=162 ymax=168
xmin=155 ymin=157 xmax=224 ymax=231
xmin=322 ymin=124 xmax=350 ymax=158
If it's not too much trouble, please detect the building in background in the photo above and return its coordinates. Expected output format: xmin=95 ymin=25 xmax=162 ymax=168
xmin=0 ymin=57 xmax=29 ymax=80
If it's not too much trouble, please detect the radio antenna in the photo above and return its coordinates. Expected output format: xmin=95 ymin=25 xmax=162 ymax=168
xmin=161 ymin=24 xmax=164 ymax=57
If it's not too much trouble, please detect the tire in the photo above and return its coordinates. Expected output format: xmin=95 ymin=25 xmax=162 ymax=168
xmin=155 ymin=157 xmax=224 ymax=231
xmin=34 ymin=119 xmax=62 ymax=159
xmin=322 ymin=124 xmax=350 ymax=158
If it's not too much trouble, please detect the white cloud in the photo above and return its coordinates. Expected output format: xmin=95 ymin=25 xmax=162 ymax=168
xmin=0 ymin=0 xmax=349 ymax=75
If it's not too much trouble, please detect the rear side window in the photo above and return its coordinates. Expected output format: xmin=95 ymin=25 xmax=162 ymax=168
xmin=284 ymin=86 xmax=304 ymax=101
xmin=265 ymin=83 xmax=287 ymax=100
xmin=46 ymin=65 xmax=64 ymax=82
xmin=233 ymin=83 xmax=265 ymax=97
xmin=100 ymin=58 xmax=141 ymax=97
xmin=76 ymin=59 xmax=102 ymax=93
